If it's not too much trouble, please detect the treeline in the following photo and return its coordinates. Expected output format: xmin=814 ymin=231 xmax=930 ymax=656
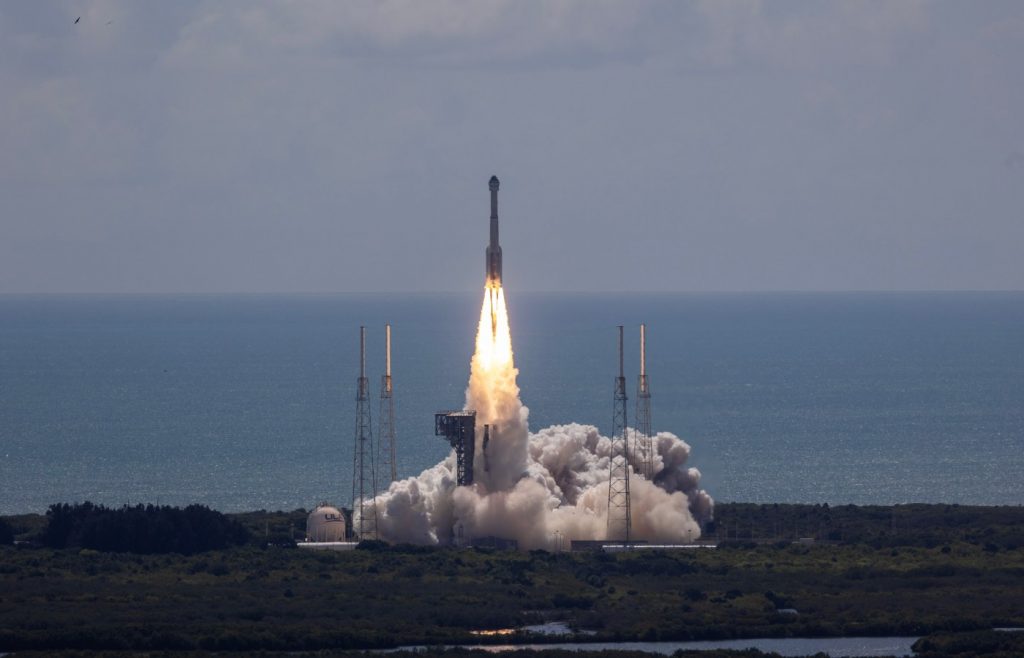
xmin=709 ymin=502 xmax=1024 ymax=549
xmin=914 ymin=630 xmax=1024 ymax=657
xmin=42 ymin=502 xmax=250 ymax=555
xmin=7 ymin=501 xmax=1024 ymax=553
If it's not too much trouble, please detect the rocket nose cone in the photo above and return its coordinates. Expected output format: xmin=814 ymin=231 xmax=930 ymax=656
xmin=489 ymin=175 xmax=499 ymax=191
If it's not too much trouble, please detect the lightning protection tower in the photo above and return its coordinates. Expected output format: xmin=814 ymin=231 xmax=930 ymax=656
xmin=636 ymin=323 xmax=654 ymax=479
xmin=607 ymin=325 xmax=632 ymax=543
xmin=378 ymin=323 xmax=397 ymax=487
xmin=351 ymin=326 xmax=378 ymax=540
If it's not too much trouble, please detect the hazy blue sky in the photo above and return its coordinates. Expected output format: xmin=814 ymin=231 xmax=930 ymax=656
xmin=1 ymin=1 xmax=1022 ymax=293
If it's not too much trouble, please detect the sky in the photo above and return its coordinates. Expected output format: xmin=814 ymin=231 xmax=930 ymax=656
xmin=1 ymin=1 xmax=1022 ymax=293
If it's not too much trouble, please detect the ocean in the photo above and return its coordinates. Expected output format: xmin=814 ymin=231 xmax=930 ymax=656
xmin=1 ymin=292 xmax=1022 ymax=514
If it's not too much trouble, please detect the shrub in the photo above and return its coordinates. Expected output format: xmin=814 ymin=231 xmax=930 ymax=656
xmin=683 ymin=588 xmax=706 ymax=601
xmin=209 ymin=562 xmax=231 ymax=576
xmin=356 ymin=539 xmax=388 ymax=552
xmin=551 ymin=593 xmax=593 ymax=609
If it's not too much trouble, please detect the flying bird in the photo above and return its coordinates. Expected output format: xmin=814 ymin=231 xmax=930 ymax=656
xmin=74 ymin=16 xmax=81 ymax=24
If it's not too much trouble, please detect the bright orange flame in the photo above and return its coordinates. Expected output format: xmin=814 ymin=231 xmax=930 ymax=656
xmin=466 ymin=280 xmax=526 ymax=488
xmin=474 ymin=282 xmax=513 ymax=372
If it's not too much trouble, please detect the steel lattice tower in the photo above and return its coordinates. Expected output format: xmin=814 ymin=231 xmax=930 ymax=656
xmin=378 ymin=323 xmax=397 ymax=487
xmin=351 ymin=326 xmax=378 ymax=540
xmin=607 ymin=325 xmax=632 ymax=543
xmin=636 ymin=323 xmax=654 ymax=480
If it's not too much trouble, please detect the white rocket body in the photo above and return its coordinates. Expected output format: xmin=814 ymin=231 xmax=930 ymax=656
xmin=485 ymin=176 xmax=502 ymax=287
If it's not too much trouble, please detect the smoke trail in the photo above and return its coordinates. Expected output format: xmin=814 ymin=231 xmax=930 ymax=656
xmin=370 ymin=285 xmax=713 ymax=549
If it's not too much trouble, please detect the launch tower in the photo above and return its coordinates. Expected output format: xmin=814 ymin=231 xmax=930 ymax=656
xmin=351 ymin=326 xmax=378 ymax=540
xmin=636 ymin=323 xmax=654 ymax=479
xmin=434 ymin=411 xmax=476 ymax=486
xmin=607 ymin=325 xmax=632 ymax=542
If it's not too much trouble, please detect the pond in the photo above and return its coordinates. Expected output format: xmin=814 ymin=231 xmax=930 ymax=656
xmin=396 ymin=635 xmax=918 ymax=657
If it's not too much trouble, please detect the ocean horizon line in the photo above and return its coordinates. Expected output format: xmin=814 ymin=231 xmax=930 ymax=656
xmin=2 ymin=288 xmax=1023 ymax=298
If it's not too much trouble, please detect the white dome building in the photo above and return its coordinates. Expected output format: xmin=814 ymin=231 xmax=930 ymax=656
xmin=305 ymin=504 xmax=347 ymax=542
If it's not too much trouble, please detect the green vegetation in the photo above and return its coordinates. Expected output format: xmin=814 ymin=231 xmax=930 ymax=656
xmin=913 ymin=630 xmax=1024 ymax=657
xmin=230 ymin=507 xmax=309 ymax=547
xmin=709 ymin=503 xmax=1024 ymax=550
xmin=1 ymin=511 xmax=47 ymax=541
xmin=42 ymin=503 xmax=251 ymax=555
xmin=0 ymin=503 xmax=1022 ymax=655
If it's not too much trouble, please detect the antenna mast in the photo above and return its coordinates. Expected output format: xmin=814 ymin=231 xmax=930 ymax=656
xmin=636 ymin=323 xmax=654 ymax=479
xmin=379 ymin=323 xmax=397 ymax=486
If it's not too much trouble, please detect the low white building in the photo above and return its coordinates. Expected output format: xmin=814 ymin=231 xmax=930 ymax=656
xmin=305 ymin=504 xmax=347 ymax=542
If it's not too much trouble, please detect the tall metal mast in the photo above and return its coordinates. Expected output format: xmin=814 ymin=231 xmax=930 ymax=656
xmin=607 ymin=325 xmax=631 ymax=542
xmin=636 ymin=323 xmax=654 ymax=479
xmin=379 ymin=323 xmax=397 ymax=487
xmin=351 ymin=326 xmax=378 ymax=540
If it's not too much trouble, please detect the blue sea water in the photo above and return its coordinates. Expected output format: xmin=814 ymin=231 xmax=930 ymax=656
xmin=1 ymin=292 xmax=1022 ymax=514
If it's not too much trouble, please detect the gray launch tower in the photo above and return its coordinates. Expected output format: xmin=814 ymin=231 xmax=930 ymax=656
xmin=636 ymin=323 xmax=654 ymax=479
xmin=435 ymin=411 xmax=476 ymax=486
xmin=485 ymin=175 xmax=502 ymax=286
xmin=351 ymin=326 xmax=378 ymax=540
xmin=607 ymin=325 xmax=632 ymax=542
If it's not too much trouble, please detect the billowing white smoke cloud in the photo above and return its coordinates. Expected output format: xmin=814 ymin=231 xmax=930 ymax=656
xmin=369 ymin=287 xmax=713 ymax=549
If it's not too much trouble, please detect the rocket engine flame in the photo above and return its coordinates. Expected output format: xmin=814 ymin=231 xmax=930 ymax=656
xmin=466 ymin=282 xmax=528 ymax=492
xmin=477 ymin=283 xmax=512 ymax=368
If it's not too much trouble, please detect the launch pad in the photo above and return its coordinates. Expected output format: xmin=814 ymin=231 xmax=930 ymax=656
xmin=335 ymin=173 xmax=709 ymax=550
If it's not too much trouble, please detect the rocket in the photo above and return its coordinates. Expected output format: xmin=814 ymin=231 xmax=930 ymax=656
xmin=485 ymin=175 xmax=502 ymax=287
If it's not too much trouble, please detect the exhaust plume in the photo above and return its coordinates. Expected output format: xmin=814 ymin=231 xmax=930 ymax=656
xmin=369 ymin=284 xmax=713 ymax=549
